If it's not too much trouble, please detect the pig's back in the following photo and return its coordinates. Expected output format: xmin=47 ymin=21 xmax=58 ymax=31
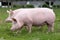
xmin=14 ymin=8 xmax=55 ymax=25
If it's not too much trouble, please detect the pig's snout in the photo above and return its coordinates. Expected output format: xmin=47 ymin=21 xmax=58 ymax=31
xmin=5 ymin=19 xmax=12 ymax=23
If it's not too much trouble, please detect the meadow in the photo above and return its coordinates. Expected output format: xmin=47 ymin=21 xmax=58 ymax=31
xmin=0 ymin=8 xmax=60 ymax=40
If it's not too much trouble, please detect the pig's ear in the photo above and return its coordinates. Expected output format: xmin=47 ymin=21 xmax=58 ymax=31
xmin=7 ymin=10 xmax=10 ymax=13
xmin=10 ymin=9 xmax=14 ymax=15
xmin=10 ymin=9 xmax=12 ymax=12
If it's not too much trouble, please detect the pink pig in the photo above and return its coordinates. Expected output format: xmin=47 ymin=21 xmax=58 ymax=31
xmin=8 ymin=8 xmax=56 ymax=33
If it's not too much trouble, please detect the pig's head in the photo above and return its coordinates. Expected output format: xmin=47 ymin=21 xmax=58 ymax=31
xmin=10 ymin=18 xmax=23 ymax=31
xmin=5 ymin=9 xmax=14 ymax=22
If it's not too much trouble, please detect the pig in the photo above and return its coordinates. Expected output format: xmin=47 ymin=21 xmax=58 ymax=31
xmin=9 ymin=8 xmax=55 ymax=33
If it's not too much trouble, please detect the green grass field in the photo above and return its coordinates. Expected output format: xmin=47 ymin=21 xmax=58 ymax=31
xmin=0 ymin=8 xmax=60 ymax=40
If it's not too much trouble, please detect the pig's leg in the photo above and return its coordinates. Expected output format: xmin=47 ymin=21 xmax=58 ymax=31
xmin=16 ymin=26 xmax=23 ymax=34
xmin=25 ymin=26 xmax=29 ymax=32
xmin=25 ymin=26 xmax=29 ymax=30
xmin=50 ymin=23 xmax=54 ymax=32
xmin=27 ymin=24 xmax=32 ymax=33
xmin=16 ymin=24 xmax=24 ymax=34
xmin=16 ymin=30 xmax=21 ymax=34
xmin=47 ymin=23 xmax=54 ymax=33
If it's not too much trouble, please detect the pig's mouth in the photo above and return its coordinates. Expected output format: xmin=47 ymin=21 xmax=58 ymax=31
xmin=5 ymin=20 xmax=12 ymax=23
xmin=10 ymin=26 xmax=23 ymax=32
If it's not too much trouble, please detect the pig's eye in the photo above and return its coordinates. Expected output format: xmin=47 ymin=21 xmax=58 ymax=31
xmin=12 ymin=18 xmax=17 ymax=23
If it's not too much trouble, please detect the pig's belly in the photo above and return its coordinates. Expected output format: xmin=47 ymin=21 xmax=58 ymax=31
xmin=32 ymin=21 xmax=46 ymax=26
xmin=32 ymin=18 xmax=46 ymax=26
xmin=31 ymin=16 xmax=46 ymax=26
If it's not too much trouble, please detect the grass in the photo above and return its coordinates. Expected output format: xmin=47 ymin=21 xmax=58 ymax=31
xmin=0 ymin=8 xmax=60 ymax=40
